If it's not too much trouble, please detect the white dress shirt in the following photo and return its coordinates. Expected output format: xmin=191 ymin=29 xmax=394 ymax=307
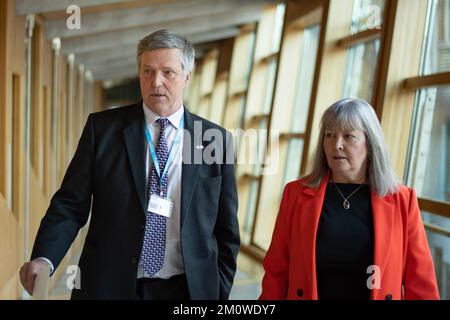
xmin=137 ymin=102 xmax=185 ymax=279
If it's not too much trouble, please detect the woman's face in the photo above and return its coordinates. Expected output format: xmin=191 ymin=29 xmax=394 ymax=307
xmin=323 ymin=127 xmax=368 ymax=183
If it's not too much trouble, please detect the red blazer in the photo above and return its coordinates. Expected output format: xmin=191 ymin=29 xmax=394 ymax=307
xmin=260 ymin=174 xmax=440 ymax=300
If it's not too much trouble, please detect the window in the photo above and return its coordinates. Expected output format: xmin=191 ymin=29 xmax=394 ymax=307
xmin=340 ymin=0 xmax=386 ymax=103
xmin=405 ymin=0 xmax=450 ymax=299
xmin=209 ymin=39 xmax=234 ymax=126
xmin=223 ymin=28 xmax=256 ymax=134
xmin=282 ymin=139 xmax=304 ymax=188
xmin=421 ymin=210 xmax=450 ymax=298
xmin=184 ymin=61 xmax=202 ymax=114
xmin=251 ymin=6 xmax=322 ymax=251
xmin=291 ymin=24 xmax=321 ymax=133
xmin=227 ymin=30 xmax=256 ymax=98
xmin=342 ymin=38 xmax=380 ymax=102
xmin=406 ymin=0 xmax=450 ymax=204
xmin=197 ymin=49 xmax=219 ymax=119
xmin=407 ymin=86 xmax=450 ymax=203
xmin=235 ymin=3 xmax=286 ymax=248
xmin=350 ymin=0 xmax=385 ymax=34
xmin=209 ymin=73 xmax=228 ymax=125
xmin=422 ymin=0 xmax=450 ymax=75
xmin=242 ymin=179 xmax=259 ymax=244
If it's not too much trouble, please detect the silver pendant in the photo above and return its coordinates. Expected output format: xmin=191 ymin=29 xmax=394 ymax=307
xmin=343 ymin=200 xmax=350 ymax=210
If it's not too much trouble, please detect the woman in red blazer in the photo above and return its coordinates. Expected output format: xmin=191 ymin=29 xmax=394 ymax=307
xmin=260 ymin=99 xmax=439 ymax=300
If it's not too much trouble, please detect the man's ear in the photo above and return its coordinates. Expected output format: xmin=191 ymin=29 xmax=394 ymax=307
xmin=185 ymin=71 xmax=192 ymax=81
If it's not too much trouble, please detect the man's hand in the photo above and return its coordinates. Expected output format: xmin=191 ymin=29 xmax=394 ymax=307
xmin=19 ymin=258 xmax=51 ymax=295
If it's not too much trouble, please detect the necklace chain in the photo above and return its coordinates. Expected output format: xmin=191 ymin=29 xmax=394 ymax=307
xmin=333 ymin=183 xmax=364 ymax=210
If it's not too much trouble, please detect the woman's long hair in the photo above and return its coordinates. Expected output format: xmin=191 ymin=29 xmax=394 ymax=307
xmin=305 ymin=98 xmax=401 ymax=197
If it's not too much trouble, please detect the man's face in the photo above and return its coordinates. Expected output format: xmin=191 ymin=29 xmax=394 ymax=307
xmin=139 ymin=48 xmax=190 ymax=116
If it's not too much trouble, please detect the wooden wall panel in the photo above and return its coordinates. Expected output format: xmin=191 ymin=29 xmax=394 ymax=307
xmin=0 ymin=0 xmax=95 ymax=299
xmin=0 ymin=0 xmax=7 ymax=198
xmin=0 ymin=0 xmax=26 ymax=300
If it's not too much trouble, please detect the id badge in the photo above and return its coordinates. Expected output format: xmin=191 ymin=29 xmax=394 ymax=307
xmin=148 ymin=194 xmax=174 ymax=218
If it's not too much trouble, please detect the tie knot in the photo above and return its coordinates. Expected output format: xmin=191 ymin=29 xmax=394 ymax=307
xmin=157 ymin=118 xmax=169 ymax=131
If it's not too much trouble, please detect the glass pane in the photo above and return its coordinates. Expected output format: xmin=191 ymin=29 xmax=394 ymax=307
xmin=229 ymin=31 xmax=257 ymax=95
xmin=342 ymin=38 xmax=380 ymax=103
xmin=282 ymin=139 xmax=304 ymax=187
xmin=237 ymin=96 xmax=246 ymax=130
xmin=245 ymin=32 xmax=257 ymax=89
xmin=253 ymin=118 xmax=269 ymax=176
xmin=262 ymin=60 xmax=278 ymax=114
xmin=350 ymin=0 xmax=385 ymax=34
xmin=291 ymin=24 xmax=321 ymax=133
xmin=406 ymin=86 xmax=450 ymax=203
xmin=242 ymin=180 xmax=260 ymax=245
xmin=200 ymin=51 xmax=218 ymax=96
xmin=272 ymin=3 xmax=286 ymax=52
xmin=422 ymin=211 xmax=450 ymax=299
xmin=421 ymin=0 xmax=450 ymax=75
xmin=231 ymin=97 xmax=247 ymax=155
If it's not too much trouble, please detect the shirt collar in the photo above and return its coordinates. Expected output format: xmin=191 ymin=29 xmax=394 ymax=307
xmin=142 ymin=101 xmax=184 ymax=129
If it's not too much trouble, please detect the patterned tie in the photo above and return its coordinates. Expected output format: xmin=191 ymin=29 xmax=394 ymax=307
xmin=140 ymin=118 xmax=169 ymax=276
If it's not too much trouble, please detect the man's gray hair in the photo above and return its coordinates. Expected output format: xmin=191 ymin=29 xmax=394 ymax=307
xmin=137 ymin=29 xmax=195 ymax=78
xmin=305 ymin=98 xmax=401 ymax=197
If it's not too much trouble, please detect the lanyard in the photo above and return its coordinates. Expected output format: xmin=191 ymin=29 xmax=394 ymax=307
xmin=144 ymin=115 xmax=184 ymax=189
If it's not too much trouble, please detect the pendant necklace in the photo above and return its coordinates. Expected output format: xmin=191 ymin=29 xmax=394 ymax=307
xmin=333 ymin=182 xmax=364 ymax=210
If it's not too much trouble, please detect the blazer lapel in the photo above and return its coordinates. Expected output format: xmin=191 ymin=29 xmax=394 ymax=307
xmin=180 ymin=109 xmax=201 ymax=226
xmin=371 ymin=192 xmax=394 ymax=280
xmin=123 ymin=103 xmax=146 ymax=213
xmin=297 ymin=173 xmax=330 ymax=299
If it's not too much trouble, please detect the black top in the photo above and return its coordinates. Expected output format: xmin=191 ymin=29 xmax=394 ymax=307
xmin=315 ymin=183 xmax=374 ymax=300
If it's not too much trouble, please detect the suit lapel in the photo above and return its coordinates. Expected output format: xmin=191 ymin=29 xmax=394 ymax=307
xmin=123 ymin=103 xmax=146 ymax=213
xmin=180 ymin=109 xmax=201 ymax=226
xmin=297 ymin=174 xmax=329 ymax=299
xmin=371 ymin=192 xmax=394 ymax=279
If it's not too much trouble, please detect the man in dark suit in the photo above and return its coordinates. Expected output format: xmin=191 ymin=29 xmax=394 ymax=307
xmin=19 ymin=29 xmax=240 ymax=300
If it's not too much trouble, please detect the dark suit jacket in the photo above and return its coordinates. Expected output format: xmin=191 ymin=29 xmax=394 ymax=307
xmin=31 ymin=102 xmax=240 ymax=299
